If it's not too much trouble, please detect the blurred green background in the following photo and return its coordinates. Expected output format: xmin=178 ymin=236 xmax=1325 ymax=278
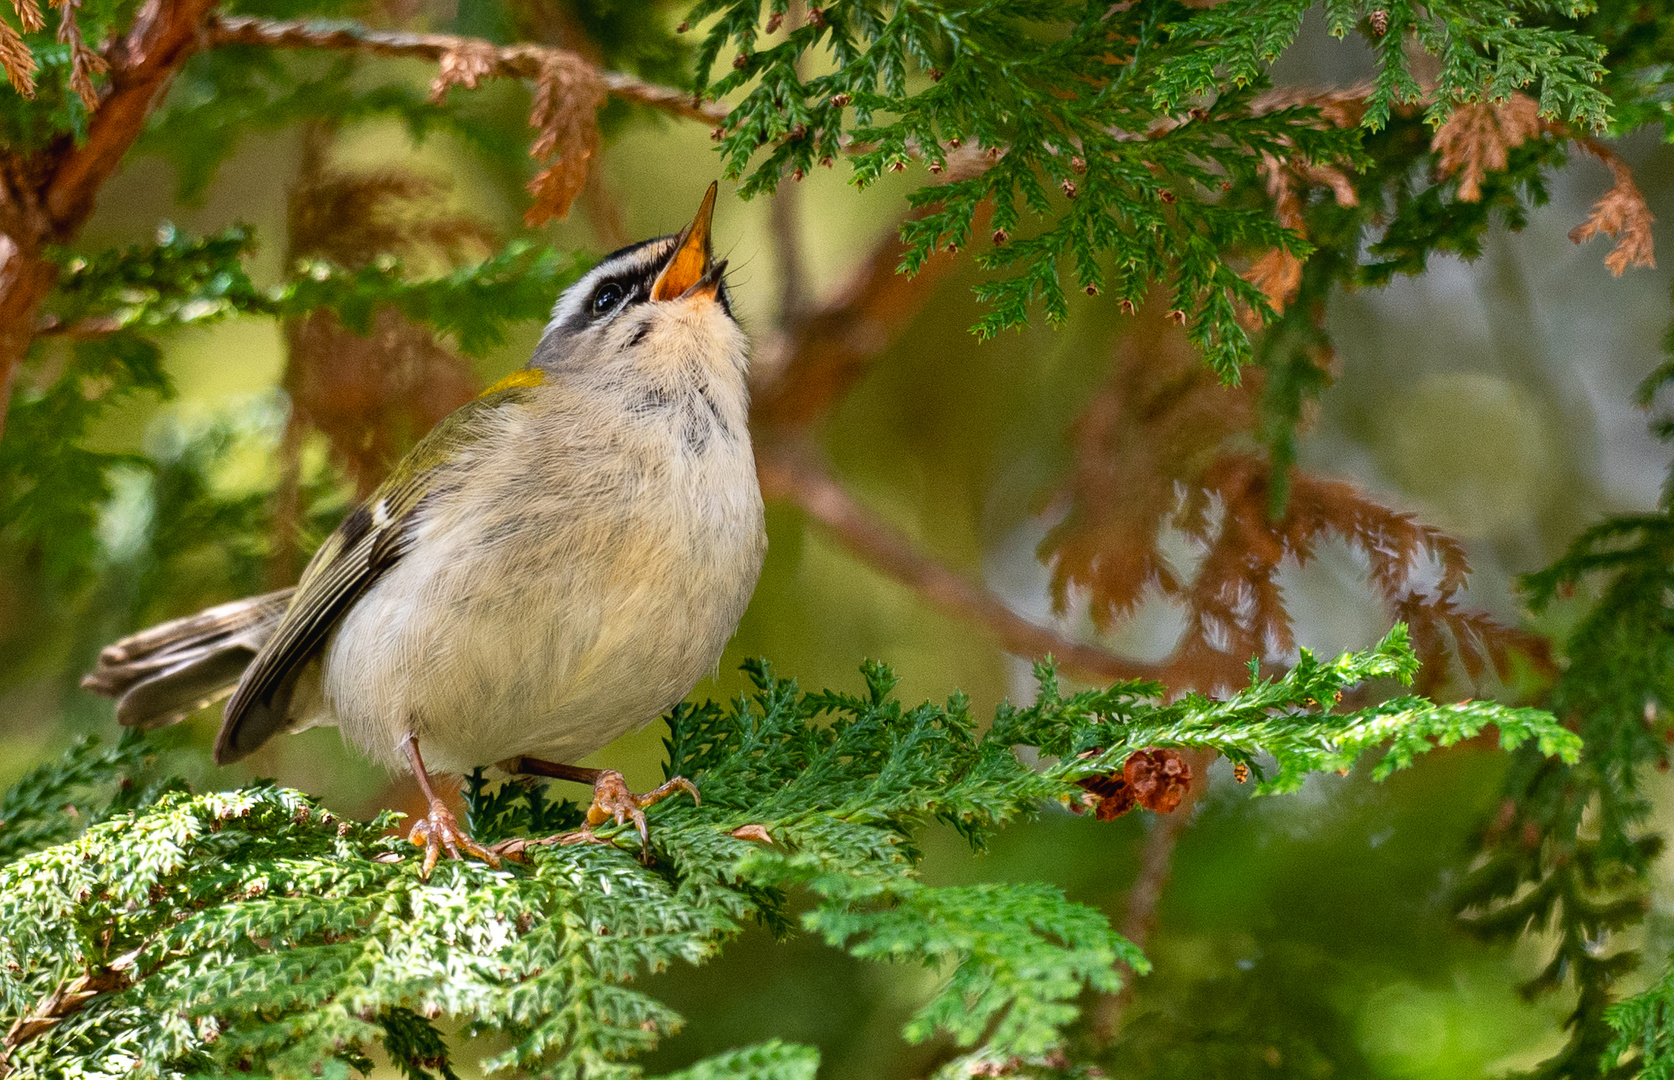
xmin=3 ymin=8 xmax=1672 ymax=1078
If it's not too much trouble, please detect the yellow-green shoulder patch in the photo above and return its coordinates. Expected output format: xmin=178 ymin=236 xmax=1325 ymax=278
xmin=479 ymin=368 xmax=546 ymax=397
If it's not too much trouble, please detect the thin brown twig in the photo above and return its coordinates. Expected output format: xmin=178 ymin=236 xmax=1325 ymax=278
xmin=32 ymin=313 xmax=119 ymax=337
xmin=203 ymin=15 xmax=725 ymax=124
xmin=755 ymin=441 xmax=1165 ymax=684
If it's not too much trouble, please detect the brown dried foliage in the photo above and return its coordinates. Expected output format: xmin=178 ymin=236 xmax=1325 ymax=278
xmin=1256 ymin=85 xmax=1651 ymax=278
xmin=1241 ymin=107 xmax=1358 ymax=320
xmin=1570 ymin=142 xmax=1656 ymax=276
xmin=428 ymin=40 xmax=497 ymax=103
xmin=0 ymin=0 xmax=103 ymax=106
xmin=1178 ymin=455 xmax=1549 ymax=693
xmin=524 ymin=56 xmax=605 ymax=226
xmin=1261 ymin=155 xmax=1359 ymax=233
xmin=1396 ymin=591 xmax=1552 ymax=693
xmin=0 ymin=14 xmax=36 ymax=97
xmin=1040 ymin=298 xmax=1252 ymax=630
xmin=11 ymin=0 xmax=41 ymax=34
xmin=57 ymin=0 xmax=106 ymax=110
xmin=1040 ymin=306 xmax=1550 ymax=694
xmin=1251 ymin=83 xmax=1373 ymax=130
xmin=1242 ymin=247 xmax=1304 ymax=319
xmin=1431 ymin=92 xmax=1542 ymax=203
xmin=1076 ymin=749 xmax=1194 ymax=820
xmin=284 ymin=166 xmax=494 ymax=494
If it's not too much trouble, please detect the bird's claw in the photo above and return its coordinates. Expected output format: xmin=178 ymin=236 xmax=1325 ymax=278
xmin=558 ymin=771 xmax=700 ymax=860
xmin=409 ymin=797 xmax=501 ymax=878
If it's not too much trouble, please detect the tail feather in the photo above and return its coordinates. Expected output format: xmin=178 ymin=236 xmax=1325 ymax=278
xmin=83 ymin=589 xmax=295 ymax=730
xmin=111 ymin=648 xmax=258 ymax=730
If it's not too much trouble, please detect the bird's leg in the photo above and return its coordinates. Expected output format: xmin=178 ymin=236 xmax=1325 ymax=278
xmin=498 ymin=756 xmax=700 ymax=859
xmin=402 ymin=735 xmax=501 ymax=878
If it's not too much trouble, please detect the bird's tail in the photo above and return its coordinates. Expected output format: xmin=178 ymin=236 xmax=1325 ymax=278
xmin=82 ymin=589 xmax=295 ymax=731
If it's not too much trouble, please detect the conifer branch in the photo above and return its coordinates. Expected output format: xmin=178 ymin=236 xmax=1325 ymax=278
xmin=0 ymin=638 xmax=1579 ymax=1075
xmin=203 ymin=15 xmax=724 ymax=124
xmin=0 ymin=0 xmax=220 ymax=436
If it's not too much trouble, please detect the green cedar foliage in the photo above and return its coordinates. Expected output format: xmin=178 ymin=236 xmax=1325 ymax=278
xmin=1521 ymin=368 xmax=1674 ymax=1080
xmin=0 ymin=631 xmax=1573 ymax=1078
xmin=1449 ymin=359 xmax=1674 ymax=1080
xmin=689 ymin=0 xmax=1608 ymax=372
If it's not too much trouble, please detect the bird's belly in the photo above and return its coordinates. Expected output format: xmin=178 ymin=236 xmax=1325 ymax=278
xmin=319 ymin=482 xmax=762 ymax=775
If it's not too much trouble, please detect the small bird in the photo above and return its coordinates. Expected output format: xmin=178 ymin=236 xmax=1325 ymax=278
xmin=83 ymin=184 xmax=766 ymax=875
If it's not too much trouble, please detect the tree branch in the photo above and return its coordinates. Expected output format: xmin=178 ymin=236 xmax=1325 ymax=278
xmin=755 ymin=441 xmax=1165 ymax=684
xmin=0 ymin=0 xmax=219 ymax=437
xmin=47 ymin=0 xmax=220 ymax=231
xmin=203 ymin=15 xmax=725 ymax=124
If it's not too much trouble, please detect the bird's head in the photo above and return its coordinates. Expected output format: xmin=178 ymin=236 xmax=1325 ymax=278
xmin=533 ymin=183 xmax=745 ymax=384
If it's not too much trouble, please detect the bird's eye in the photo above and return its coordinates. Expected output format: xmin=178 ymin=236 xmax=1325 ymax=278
xmin=590 ymin=281 xmax=626 ymax=317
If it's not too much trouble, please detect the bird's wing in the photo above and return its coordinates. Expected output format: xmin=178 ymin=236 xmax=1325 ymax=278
xmin=214 ymin=380 xmax=540 ymax=764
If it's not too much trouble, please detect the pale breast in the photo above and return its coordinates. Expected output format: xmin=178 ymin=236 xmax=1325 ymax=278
xmin=318 ymin=384 xmax=765 ymax=774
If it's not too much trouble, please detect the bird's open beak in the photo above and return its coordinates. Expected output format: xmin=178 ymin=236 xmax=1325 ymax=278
xmin=650 ymin=182 xmax=724 ymax=303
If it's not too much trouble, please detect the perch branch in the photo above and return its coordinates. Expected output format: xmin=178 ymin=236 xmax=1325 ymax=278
xmin=204 ymin=15 xmax=726 ymax=124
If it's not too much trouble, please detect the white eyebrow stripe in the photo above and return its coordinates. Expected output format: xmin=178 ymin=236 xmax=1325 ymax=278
xmin=546 ymin=238 xmax=679 ymax=332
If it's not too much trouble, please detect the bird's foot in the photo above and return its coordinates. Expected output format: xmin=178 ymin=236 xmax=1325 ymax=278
xmin=558 ymin=771 xmax=700 ymax=860
xmin=409 ymin=797 xmax=502 ymax=878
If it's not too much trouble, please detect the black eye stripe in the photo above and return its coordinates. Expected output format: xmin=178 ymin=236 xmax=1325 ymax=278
xmin=555 ymin=244 xmax=688 ymax=334
xmin=586 ymin=260 xmax=664 ymax=320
